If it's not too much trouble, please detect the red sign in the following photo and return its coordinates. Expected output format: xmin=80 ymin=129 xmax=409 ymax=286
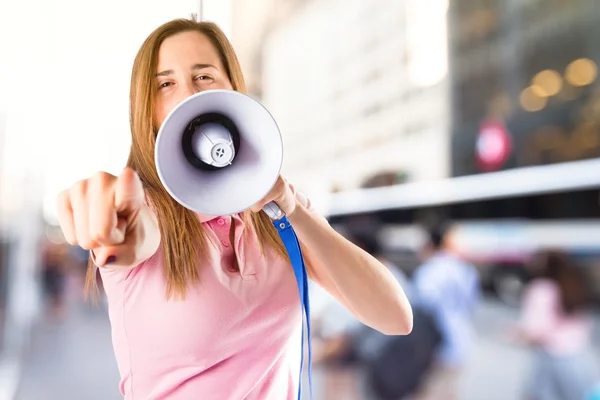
xmin=476 ymin=119 xmax=512 ymax=171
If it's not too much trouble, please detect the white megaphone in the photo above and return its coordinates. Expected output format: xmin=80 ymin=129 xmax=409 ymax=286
xmin=155 ymin=89 xmax=285 ymax=219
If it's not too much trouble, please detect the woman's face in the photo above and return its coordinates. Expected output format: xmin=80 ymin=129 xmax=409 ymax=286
xmin=154 ymin=30 xmax=233 ymax=128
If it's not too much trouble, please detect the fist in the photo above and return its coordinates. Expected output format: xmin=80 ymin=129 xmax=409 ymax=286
xmin=56 ymin=167 xmax=148 ymax=267
xmin=250 ymin=175 xmax=297 ymax=216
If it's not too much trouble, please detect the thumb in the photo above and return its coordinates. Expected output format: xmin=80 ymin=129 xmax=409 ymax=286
xmin=114 ymin=167 xmax=145 ymax=216
xmin=91 ymin=242 xmax=136 ymax=268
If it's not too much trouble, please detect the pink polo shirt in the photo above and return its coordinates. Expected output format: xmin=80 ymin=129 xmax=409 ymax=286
xmin=98 ymin=192 xmax=316 ymax=399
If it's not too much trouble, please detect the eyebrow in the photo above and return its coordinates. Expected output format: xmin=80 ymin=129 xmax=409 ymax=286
xmin=155 ymin=64 xmax=218 ymax=78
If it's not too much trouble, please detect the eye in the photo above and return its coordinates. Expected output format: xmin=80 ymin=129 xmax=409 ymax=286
xmin=158 ymin=81 xmax=173 ymax=90
xmin=195 ymin=75 xmax=213 ymax=82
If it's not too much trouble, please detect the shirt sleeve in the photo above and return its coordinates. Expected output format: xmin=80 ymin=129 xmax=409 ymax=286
xmin=519 ymin=279 xmax=559 ymax=340
xmin=413 ymin=263 xmax=443 ymax=308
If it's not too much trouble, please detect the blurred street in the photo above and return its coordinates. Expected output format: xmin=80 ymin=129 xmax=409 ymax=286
xmin=14 ymin=299 xmax=120 ymax=400
xmin=12 ymin=294 xmax=600 ymax=400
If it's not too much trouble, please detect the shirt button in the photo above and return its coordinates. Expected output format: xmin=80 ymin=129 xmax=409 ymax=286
xmin=222 ymin=240 xmax=229 ymax=248
xmin=216 ymin=218 xmax=226 ymax=226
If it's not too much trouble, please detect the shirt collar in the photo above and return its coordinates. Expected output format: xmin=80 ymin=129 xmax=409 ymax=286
xmin=197 ymin=213 xmax=243 ymax=223
xmin=197 ymin=213 xmax=218 ymax=223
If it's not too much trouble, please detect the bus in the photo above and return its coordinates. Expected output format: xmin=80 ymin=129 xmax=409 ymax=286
xmin=324 ymin=158 xmax=600 ymax=306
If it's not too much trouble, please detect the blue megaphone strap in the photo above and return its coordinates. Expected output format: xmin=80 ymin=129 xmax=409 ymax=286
xmin=274 ymin=216 xmax=312 ymax=400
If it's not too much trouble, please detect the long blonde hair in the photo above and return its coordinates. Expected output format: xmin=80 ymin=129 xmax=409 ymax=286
xmin=85 ymin=18 xmax=288 ymax=299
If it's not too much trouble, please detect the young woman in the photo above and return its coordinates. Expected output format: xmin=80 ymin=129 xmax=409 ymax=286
xmin=512 ymin=250 xmax=599 ymax=400
xmin=56 ymin=17 xmax=412 ymax=400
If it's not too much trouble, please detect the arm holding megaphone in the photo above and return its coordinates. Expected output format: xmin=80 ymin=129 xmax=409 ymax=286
xmin=251 ymin=176 xmax=413 ymax=336
xmin=56 ymin=168 xmax=161 ymax=269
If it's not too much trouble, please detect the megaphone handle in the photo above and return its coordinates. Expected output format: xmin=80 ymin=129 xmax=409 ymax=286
xmin=274 ymin=216 xmax=313 ymax=400
xmin=263 ymin=201 xmax=284 ymax=220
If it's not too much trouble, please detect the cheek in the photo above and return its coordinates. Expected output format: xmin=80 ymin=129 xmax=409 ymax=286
xmin=154 ymin=98 xmax=172 ymax=129
xmin=217 ymin=77 xmax=234 ymax=91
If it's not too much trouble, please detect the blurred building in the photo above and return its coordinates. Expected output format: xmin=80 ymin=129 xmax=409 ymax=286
xmin=0 ymin=111 xmax=6 ymax=357
xmin=232 ymin=0 xmax=451 ymax=195
xmin=449 ymin=0 xmax=600 ymax=177
xmin=230 ymin=0 xmax=305 ymax=97
xmin=325 ymin=0 xmax=600 ymax=305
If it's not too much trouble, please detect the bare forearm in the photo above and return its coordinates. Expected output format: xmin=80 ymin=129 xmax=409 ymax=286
xmin=288 ymin=203 xmax=413 ymax=335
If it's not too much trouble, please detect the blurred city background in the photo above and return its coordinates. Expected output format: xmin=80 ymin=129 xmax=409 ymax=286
xmin=1 ymin=0 xmax=600 ymax=399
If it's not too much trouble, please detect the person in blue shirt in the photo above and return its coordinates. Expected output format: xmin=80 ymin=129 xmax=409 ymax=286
xmin=312 ymin=231 xmax=440 ymax=400
xmin=412 ymin=224 xmax=481 ymax=400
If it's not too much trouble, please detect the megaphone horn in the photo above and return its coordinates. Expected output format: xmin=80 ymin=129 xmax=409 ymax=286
xmin=155 ymin=89 xmax=284 ymax=219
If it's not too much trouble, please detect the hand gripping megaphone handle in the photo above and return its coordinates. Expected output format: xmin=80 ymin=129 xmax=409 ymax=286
xmin=262 ymin=201 xmax=285 ymax=220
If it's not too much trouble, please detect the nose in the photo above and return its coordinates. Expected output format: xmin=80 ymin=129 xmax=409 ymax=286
xmin=181 ymin=81 xmax=200 ymax=98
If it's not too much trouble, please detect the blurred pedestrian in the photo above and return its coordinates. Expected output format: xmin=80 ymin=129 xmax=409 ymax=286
xmin=511 ymin=250 xmax=599 ymax=400
xmin=412 ymin=224 xmax=481 ymax=400
xmin=40 ymin=239 xmax=68 ymax=319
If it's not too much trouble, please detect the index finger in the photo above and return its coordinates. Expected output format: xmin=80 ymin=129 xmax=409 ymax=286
xmin=114 ymin=167 xmax=145 ymax=216
xmin=88 ymin=172 xmax=125 ymax=246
